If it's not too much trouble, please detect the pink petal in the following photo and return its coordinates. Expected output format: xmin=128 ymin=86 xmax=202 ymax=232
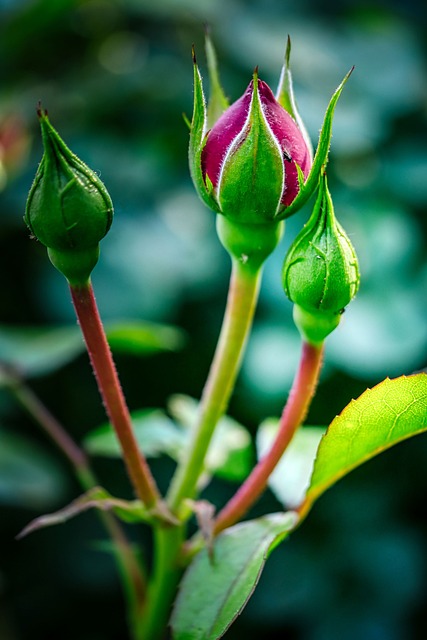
xmin=201 ymin=82 xmax=253 ymax=187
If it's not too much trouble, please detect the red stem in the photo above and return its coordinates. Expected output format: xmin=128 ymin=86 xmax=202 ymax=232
xmin=70 ymin=282 xmax=160 ymax=508
xmin=213 ymin=341 xmax=324 ymax=535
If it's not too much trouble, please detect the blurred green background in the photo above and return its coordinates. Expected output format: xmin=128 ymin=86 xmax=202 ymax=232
xmin=1 ymin=0 xmax=427 ymax=638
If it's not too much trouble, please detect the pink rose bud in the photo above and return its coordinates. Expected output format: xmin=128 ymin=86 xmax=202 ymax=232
xmin=201 ymin=75 xmax=312 ymax=222
xmin=188 ymin=36 xmax=352 ymax=264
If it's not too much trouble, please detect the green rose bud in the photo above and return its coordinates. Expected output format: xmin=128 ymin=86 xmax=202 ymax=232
xmin=25 ymin=107 xmax=113 ymax=285
xmin=282 ymin=173 xmax=360 ymax=344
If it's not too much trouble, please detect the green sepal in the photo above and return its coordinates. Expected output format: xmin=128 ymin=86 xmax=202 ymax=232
xmin=216 ymin=215 xmax=284 ymax=271
xmin=205 ymin=30 xmax=229 ymax=129
xmin=295 ymin=161 xmax=305 ymax=190
xmin=277 ymin=67 xmax=354 ymax=220
xmin=182 ymin=112 xmax=191 ymax=130
xmin=218 ymin=71 xmax=284 ymax=224
xmin=188 ymin=49 xmax=220 ymax=213
xmin=205 ymin=172 xmax=216 ymax=199
xmin=276 ymin=36 xmax=313 ymax=162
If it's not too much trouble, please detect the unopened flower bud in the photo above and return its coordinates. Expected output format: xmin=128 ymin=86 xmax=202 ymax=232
xmin=189 ymin=37 xmax=352 ymax=267
xmin=282 ymin=173 xmax=360 ymax=344
xmin=201 ymin=70 xmax=312 ymax=225
xmin=25 ymin=108 xmax=113 ymax=285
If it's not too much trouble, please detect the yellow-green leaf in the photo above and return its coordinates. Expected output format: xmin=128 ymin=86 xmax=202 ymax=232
xmin=304 ymin=373 xmax=427 ymax=510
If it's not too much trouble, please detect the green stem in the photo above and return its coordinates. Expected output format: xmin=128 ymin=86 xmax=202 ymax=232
xmin=70 ymin=281 xmax=161 ymax=510
xmin=78 ymin=466 xmax=147 ymax=635
xmin=135 ymin=220 xmax=281 ymax=639
xmin=166 ymin=258 xmax=262 ymax=513
xmin=213 ymin=341 xmax=324 ymax=534
xmin=137 ymin=254 xmax=265 ymax=640
xmin=7 ymin=374 xmax=146 ymax=637
xmin=137 ymin=524 xmax=185 ymax=640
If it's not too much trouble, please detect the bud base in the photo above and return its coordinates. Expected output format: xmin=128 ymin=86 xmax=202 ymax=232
xmin=216 ymin=215 xmax=284 ymax=271
xmin=293 ymin=304 xmax=341 ymax=345
xmin=48 ymin=246 xmax=100 ymax=286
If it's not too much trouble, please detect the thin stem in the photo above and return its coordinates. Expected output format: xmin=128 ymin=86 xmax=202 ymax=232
xmin=7 ymin=373 xmax=146 ymax=636
xmin=166 ymin=258 xmax=262 ymax=513
xmin=10 ymin=378 xmax=88 ymax=472
xmin=70 ymin=281 xmax=161 ymax=509
xmin=77 ymin=466 xmax=147 ymax=633
xmin=213 ymin=341 xmax=324 ymax=535
xmin=137 ymin=524 xmax=185 ymax=640
xmin=135 ymin=258 xmax=262 ymax=640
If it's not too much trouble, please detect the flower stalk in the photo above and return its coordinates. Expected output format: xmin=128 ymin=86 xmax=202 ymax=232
xmin=166 ymin=255 xmax=263 ymax=514
xmin=69 ymin=281 xmax=162 ymax=511
xmin=213 ymin=341 xmax=324 ymax=535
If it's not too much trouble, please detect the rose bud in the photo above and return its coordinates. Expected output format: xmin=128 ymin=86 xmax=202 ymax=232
xmin=201 ymin=69 xmax=312 ymax=225
xmin=189 ymin=37 xmax=353 ymax=266
xmin=282 ymin=173 xmax=360 ymax=344
xmin=25 ymin=107 xmax=113 ymax=285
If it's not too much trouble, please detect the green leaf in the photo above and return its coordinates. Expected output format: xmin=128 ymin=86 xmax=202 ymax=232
xmin=257 ymin=420 xmax=325 ymax=508
xmin=168 ymin=395 xmax=253 ymax=482
xmin=105 ymin=320 xmax=185 ymax=354
xmin=304 ymin=373 xmax=427 ymax=510
xmin=279 ymin=67 xmax=353 ymax=220
xmin=0 ymin=325 xmax=84 ymax=378
xmin=17 ymin=486 xmax=150 ymax=539
xmin=208 ymin=418 xmax=252 ymax=483
xmin=0 ymin=428 xmax=68 ymax=508
xmin=83 ymin=408 xmax=186 ymax=460
xmin=85 ymin=396 xmax=252 ymax=482
xmin=171 ymin=512 xmax=298 ymax=640
xmin=0 ymin=321 xmax=183 ymax=382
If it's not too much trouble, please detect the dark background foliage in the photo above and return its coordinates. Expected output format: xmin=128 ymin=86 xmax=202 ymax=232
xmin=1 ymin=0 xmax=427 ymax=638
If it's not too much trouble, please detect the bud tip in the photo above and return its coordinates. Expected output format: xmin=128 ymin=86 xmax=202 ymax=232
xmin=344 ymin=66 xmax=355 ymax=83
xmin=285 ymin=35 xmax=291 ymax=65
xmin=36 ymin=101 xmax=48 ymax=120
